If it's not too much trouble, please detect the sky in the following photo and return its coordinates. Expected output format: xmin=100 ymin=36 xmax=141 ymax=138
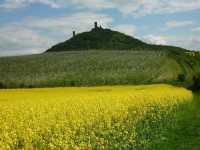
xmin=0 ymin=0 xmax=200 ymax=57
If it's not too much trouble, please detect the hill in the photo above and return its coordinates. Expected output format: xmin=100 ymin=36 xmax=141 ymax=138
xmin=46 ymin=27 xmax=148 ymax=52
xmin=46 ymin=26 xmax=188 ymax=54
xmin=0 ymin=50 xmax=182 ymax=88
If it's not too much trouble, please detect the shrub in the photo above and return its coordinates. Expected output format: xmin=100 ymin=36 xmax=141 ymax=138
xmin=28 ymin=85 xmax=34 ymax=88
xmin=70 ymin=80 xmax=76 ymax=87
xmin=192 ymin=72 xmax=200 ymax=91
xmin=0 ymin=82 xmax=5 ymax=89
xmin=178 ymin=73 xmax=186 ymax=82
xmin=19 ymin=83 xmax=25 ymax=88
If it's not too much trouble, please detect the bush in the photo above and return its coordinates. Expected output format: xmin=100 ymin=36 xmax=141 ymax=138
xmin=19 ymin=83 xmax=25 ymax=88
xmin=28 ymin=85 xmax=34 ymax=88
xmin=193 ymin=72 xmax=200 ymax=90
xmin=178 ymin=73 xmax=186 ymax=82
xmin=0 ymin=82 xmax=6 ymax=89
xmin=70 ymin=80 xmax=76 ymax=87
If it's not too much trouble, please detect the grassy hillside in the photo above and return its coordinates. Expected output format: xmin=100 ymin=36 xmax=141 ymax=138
xmin=0 ymin=50 xmax=181 ymax=88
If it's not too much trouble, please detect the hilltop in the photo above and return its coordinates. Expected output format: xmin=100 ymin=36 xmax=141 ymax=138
xmin=46 ymin=23 xmax=188 ymax=54
xmin=46 ymin=27 xmax=147 ymax=52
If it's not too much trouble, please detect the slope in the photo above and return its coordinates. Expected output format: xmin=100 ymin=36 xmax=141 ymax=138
xmin=0 ymin=50 xmax=181 ymax=88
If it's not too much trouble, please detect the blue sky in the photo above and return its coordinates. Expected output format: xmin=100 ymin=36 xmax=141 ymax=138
xmin=0 ymin=0 xmax=200 ymax=56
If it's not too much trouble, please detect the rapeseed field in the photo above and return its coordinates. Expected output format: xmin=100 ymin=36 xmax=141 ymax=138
xmin=0 ymin=84 xmax=192 ymax=149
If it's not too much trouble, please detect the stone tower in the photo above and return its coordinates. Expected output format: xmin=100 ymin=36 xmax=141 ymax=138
xmin=73 ymin=31 xmax=75 ymax=37
xmin=94 ymin=22 xmax=97 ymax=28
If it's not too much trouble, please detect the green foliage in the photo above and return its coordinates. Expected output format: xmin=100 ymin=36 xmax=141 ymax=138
xmin=192 ymin=72 xmax=200 ymax=91
xmin=0 ymin=82 xmax=6 ymax=89
xmin=28 ymin=85 xmax=35 ymax=88
xmin=46 ymin=27 xmax=188 ymax=53
xmin=178 ymin=73 xmax=186 ymax=82
xmin=46 ymin=28 xmax=147 ymax=52
xmin=70 ymin=80 xmax=76 ymax=87
xmin=0 ymin=51 xmax=179 ymax=88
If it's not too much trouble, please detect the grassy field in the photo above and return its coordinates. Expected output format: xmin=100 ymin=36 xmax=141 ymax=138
xmin=0 ymin=50 xmax=181 ymax=88
xmin=0 ymin=84 xmax=192 ymax=149
xmin=150 ymin=92 xmax=200 ymax=150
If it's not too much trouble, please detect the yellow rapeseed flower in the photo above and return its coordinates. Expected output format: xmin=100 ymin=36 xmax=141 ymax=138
xmin=0 ymin=84 xmax=192 ymax=149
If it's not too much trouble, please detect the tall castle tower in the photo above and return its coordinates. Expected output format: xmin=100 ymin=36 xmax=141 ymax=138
xmin=94 ymin=22 xmax=98 ymax=28
xmin=73 ymin=31 xmax=75 ymax=37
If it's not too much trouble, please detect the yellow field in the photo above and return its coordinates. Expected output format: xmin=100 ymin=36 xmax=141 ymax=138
xmin=0 ymin=84 xmax=192 ymax=149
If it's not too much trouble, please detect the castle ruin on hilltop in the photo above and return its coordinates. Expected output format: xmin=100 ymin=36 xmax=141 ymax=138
xmin=73 ymin=22 xmax=101 ymax=37
xmin=94 ymin=22 xmax=98 ymax=28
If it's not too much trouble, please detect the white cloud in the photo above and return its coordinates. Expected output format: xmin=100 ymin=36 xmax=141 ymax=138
xmin=25 ymin=12 xmax=113 ymax=36
xmin=0 ymin=12 xmax=113 ymax=56
xmin=0 ymin=26 xmax=55 ymax=56
xmin=190 ymin=27 xmax=200 ymax=32
xmin=142 ymin=34 xmax=167 ymax=45
xmin=112 ymin=24 xmax=137 ymax=36
xmin=0 ymin=0 xmax=65 ymax=9
xmin=142 ymin=34 xmax=200 ymax=51
xmin=165 ymin=35 xmax=200 ymax=51
xmin=1 ymin=0 xmax=200 ymax=17
xmin=0 ymin=0 xmax=27 ymax=9
xmin=162 ymin=20 xmax=195 ymax=31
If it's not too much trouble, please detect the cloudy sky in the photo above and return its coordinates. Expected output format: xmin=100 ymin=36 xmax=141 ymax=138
xmin=0 ymin=0 xmax=200 ymax=56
